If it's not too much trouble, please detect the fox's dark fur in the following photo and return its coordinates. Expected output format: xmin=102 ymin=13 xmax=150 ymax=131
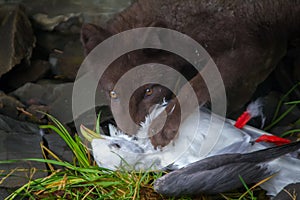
xmin=81 ymin=0 xmax=300 ymax=147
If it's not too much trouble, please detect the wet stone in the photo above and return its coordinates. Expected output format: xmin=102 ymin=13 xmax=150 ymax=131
xmin=0 ymin=91 xmax=24 ymax=119
xmin=34 ymin=30 xmax=80 ymax=58
xmin=273 ymin=183 xmax=300 ymax=200
xmin=0 ymin=4 xmax=35 ymax=77
xmin=43 ymin=132 xmax=73 ymax=163
xmin=19 ymin=0 xmax=131 ymax=29
xmin=0 ymin=187 xmax=16 ymax=200
xmin=0 ymin=114 xmax=46 ymax=188
xmin=0 ymin=60 xmax=51 ymax=92
xmin=10 ymin=82 xmax=74 ymax=124
xmin=18 ymin=104 xmax=50 ymax=124
xmin=32 ymin=12 xmax=83 ymax=34
xmin=49 ymin=40 xmax=84 ymax=80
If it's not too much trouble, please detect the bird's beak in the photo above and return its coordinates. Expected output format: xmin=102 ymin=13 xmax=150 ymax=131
xmin=80 ymin=124 xmax=105 ymax=142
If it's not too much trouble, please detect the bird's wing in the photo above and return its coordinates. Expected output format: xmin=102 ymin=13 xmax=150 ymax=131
xmin=181 ymin=140 xmax=300 ymax=175
xmin=154 ymin=162 xmax=273 ymax=196
xmin=240 ymin=140 xmax=300 ymax=163
xmin=154 ymin=141 xmax=300 ymax=197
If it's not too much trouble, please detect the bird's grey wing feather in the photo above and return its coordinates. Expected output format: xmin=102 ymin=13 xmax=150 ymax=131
xmin=183 ymin=141 xmax=300 ymax=175
xmin=154 ymin=162 xmax=272 ymax=196
xmin=176 ymin=153 xmax=243 ymax=174
xmin=155 ymin=141 xmax=300 ymax=197
xmin=240 ymin=141 xmax=300 ymax=163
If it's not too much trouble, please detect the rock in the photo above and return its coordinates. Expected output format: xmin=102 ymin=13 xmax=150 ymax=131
xmin=0 ymin=60 xmax=51 ymax=92
xmin=32 ymin=12 xmax=82 ymax=34
xmin=0 ymin=114 xmax=46 ymax=188
xmin=18 ymin=104 xmax=50 ymax=124
xmin=0 ymin=114 xmax=40 ymax=138
xmin=0 ymin=91 xmax=24 ymax=119
xmin=49 ymin=40 xmax=84 ymax=80
xmin=20 ymin=0 xmax=131 ymax=31
xmin=11 ymin=81 xmax=107 ymax=124
xmin=43 ymin=132 xmax=73 ymax=163
xmin=0 ymin=187 xmax=16 ymax=200
xmin=10 ymin=82 xmax=74 ymax=124
xmin=0 ymin=4 xmax=35 ymax=77
xmin=54 ymin=14 xmax=83 ymax=34
xmin=34 ymin=30 xmax=80 ymax=58
xmin=273 ymin=183 xmax=300 ymax=200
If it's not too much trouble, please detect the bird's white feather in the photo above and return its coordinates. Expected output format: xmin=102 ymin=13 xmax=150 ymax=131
xmin=90 ymin=104 xmax=300 ymax=196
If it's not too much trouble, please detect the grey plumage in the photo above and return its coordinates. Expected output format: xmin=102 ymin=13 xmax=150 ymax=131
xmin=154 ymin=141 xmax=300 ymax=196
xmin=82 ymin=104 xmax=300 ymax=196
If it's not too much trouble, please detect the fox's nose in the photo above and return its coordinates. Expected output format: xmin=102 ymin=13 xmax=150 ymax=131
xmin=110 ymin=97 xmax=148 ymax=135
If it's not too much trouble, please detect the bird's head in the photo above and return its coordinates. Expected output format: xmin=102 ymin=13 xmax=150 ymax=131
xmin=80 ymin=104 xmax=167 ymax=170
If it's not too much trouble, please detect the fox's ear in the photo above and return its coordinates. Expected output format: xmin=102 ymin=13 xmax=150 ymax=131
xmin=81 ymin=23 xmax=112 ymax=55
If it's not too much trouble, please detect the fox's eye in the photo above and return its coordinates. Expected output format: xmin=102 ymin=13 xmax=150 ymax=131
xmin=145 ymin=88 xmax=153 ymax=96
xmin=109 ymin=91 xmax=118 ymax=99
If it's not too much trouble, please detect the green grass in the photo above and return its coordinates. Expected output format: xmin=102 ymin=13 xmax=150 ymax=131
xmin=262 ymin=82 xmax=300 ymax=142
xmin=264 ymin=82 xmax=300 ymax=132
xmin=3 ymin=84 xmax=300 ymax=199
xmin=0 ymin=114 xmax=276 ymax=200
xmin=1 ymin=114 xmax=166 ymax=200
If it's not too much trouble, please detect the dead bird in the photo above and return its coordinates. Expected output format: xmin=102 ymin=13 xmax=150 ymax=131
xmin=153 ymin=141 xmax=300 ymax=197
xmin=81 ymin=103 xmax=300 ymax=197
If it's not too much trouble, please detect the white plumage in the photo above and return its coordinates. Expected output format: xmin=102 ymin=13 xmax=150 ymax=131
xmin=83 ymin=104 xmax=300 ymax=196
